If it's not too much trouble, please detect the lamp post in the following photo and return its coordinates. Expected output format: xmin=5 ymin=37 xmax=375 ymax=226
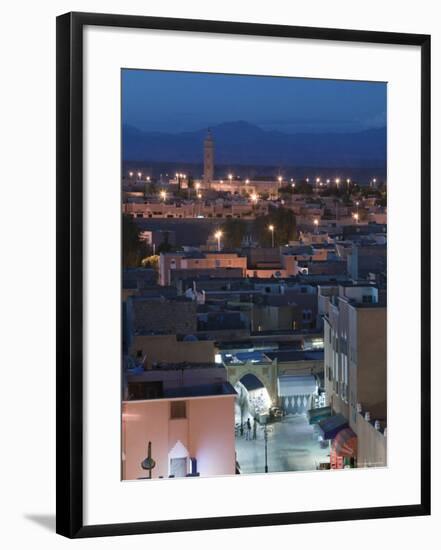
xmin=160 ymin=190 xmax=167 ymax=201
xmin=137 ymin=171 xmax=142 ymax=180
xmin=353 ymin=212 xmax=359 ymax=224
xmin=262 ymin=423 xmax=272 ymax=473
xmin=313 ymin=218 xmax=319 ymax=234
xmin=215 ymin=230 xmax=223 ymax=252
xmin=268 ymin=224 xmax=275 ymax=248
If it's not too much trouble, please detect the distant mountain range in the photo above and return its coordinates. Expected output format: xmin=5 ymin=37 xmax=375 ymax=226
xmin=123 ymin=120 xmax=386 ymax=169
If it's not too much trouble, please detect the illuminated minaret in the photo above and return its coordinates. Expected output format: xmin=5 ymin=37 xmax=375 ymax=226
xmin=203 ymin=129 xmax=214 ymax=184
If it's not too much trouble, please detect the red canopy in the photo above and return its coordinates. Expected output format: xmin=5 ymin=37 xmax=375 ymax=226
xmin=332 ymin=427 xmax=357 ymax=457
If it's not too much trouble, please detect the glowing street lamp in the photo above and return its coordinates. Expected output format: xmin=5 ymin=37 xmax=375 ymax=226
xmin=146 ymin=176 xmax=151 ymax=182
xmin=353 ymin=212 xmax=359 ymax=224
xmin=316 ymin=177 xmax=321 ymax=184
xmin=313 ymin=218 xmax=319 ymax=234
xmin=160 ymin=190 xmax=167 ymax=201
xmin=268 ymin=224 xmax=275 ymax=248
xmin=129 ymin=171 xmax=134 ymax=178
xmin=245 ymin=179 xmax=250 ymax=185
xmin=278 ymin=175 xmax=283 ymax=184
xmin=346 ymin=178 xmax=351 ymax=185
xmin=228 ymin=173 xmax=233 ymax=182
xmin=195 ymin=182 xmax=201 ymax=191
xmin=214 ymin=230 xmax=223 ymax=251
xmin=251 ymin=192 xmax=258 ymax=203
xmin=137 ymin=171 xmax=142 ymax=180
xmin=335 ymin=178 xmax=340 ymax=185
xmin=306 ymin=177 xmax=309 ymax=183
xmin=197 ymin=192 xmax=202 ymax=199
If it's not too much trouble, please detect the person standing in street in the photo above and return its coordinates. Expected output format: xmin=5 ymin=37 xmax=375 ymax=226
xmin=253 ymin=417 xmax=257 ymax=440
xmin=246 ymin=417 xmax=252 ymax=440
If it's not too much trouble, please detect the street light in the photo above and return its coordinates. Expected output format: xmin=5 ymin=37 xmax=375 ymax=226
xmin=335 ymin=178 xmax=340 ymax=185
xmin=137 ymin=171 xmax=142 ymax=180
xmin=268 ymin=224 xmax=275 ymax=248
xmin=251 ymin=192 xmax=258 ymax=203
xmin=313 ymin=218 xmax=319 ymax=234
xmin=129 ymin=171 xmax=133 ymax=178
xmin=353 ymin=212 xmax=359 ymax=224
xmin=262 ymin=423 xmax=272 ymax=473
xmin=160 ymin=190 xmax=167 ymax=201
xmin=245 ymin=179 xmax=250 ymax=185
xmin=214 ymin=230 xmax=223 ymax=251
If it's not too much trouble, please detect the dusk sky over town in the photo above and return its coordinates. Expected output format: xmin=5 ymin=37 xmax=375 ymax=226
xmin=122 ymin=69 xmax=387 ymax=135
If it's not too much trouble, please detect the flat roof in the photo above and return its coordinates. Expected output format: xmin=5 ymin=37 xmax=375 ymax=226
xmin=164 ymin=382 xmax=236 ymax=398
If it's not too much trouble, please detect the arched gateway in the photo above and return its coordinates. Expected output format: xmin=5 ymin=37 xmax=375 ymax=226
xmin=225 ymin=361 xmax=278 ymax=406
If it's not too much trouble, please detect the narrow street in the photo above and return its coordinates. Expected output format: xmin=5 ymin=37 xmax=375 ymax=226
xmin=235 ymin=415 xmax=329 ymax=474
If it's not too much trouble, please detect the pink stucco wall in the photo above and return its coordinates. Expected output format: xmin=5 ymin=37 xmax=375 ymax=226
xmin=122 ymin=395 xmax=236 ymax=481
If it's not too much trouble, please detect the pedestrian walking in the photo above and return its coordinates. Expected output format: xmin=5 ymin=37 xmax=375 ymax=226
xmin=253 ymin=417 xmax=257 ymax=440
xmin=246 ymin=417 xmax=252 ymax=440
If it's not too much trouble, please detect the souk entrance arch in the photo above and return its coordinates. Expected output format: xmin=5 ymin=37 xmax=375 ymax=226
xmin=225 ymin=362 xmax=278 ymax=407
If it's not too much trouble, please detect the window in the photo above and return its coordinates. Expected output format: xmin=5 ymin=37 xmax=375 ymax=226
xmin=362 ymin=294 xmax=374 ymax=303
xmin=302 ymin=309 xmax=312 ymax=321
xmin=170 ymin=401 xmax=187 ymax=419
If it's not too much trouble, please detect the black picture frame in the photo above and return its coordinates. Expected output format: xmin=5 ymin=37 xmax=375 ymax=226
xmin=56 ymin=11 xmax=431 ymax=539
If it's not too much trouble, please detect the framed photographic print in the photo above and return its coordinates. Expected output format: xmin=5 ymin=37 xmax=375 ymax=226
xmin=56 ymin=11 xmax=431 ymax=538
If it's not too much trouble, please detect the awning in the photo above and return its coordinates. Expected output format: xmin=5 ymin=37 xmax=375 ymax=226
xmin=277 ymin=375 xmax=318 ymax=397
xmin=332 ymin=427 xmax=357 ymax=457
xmin=318 ymin=414 xmax=349 ymax=440
xmin=307 ymin=406 xmax=332 ymax=424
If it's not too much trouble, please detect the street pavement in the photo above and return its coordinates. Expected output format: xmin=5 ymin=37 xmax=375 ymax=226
xmin=235 ymin=414 xmax=329 ymax=474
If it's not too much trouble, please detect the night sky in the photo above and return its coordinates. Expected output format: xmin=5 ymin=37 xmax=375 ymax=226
xmin=122 ymin=69 xmax=386 ymax=135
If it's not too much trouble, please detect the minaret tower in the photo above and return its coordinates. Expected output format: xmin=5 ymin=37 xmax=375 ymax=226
xmin=203 ymin=129 xmax=214 ymax=185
